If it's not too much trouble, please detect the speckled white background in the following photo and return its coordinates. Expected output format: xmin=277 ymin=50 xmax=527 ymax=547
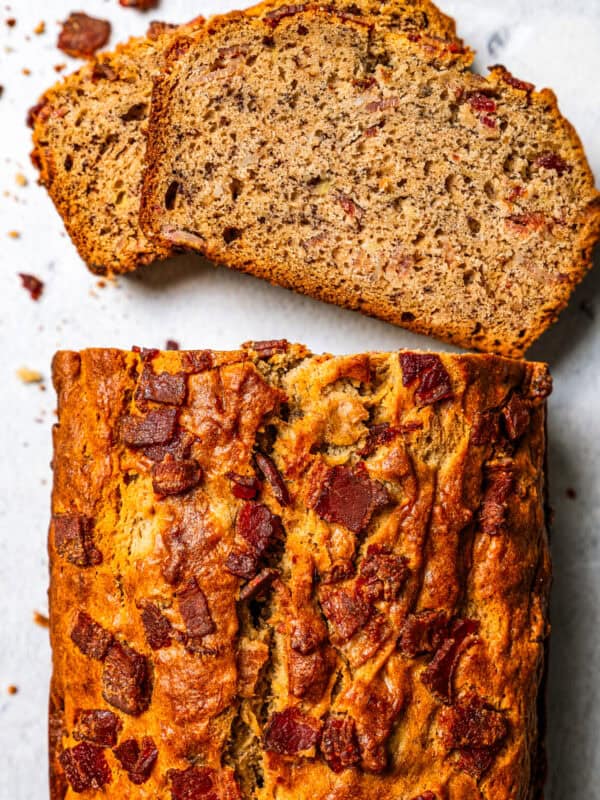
xmin=0 ymin=1 xmax=598 ymax=797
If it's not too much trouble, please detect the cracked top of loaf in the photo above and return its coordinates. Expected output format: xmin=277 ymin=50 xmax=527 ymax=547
xmin=49 ymin=343 xmax=551 ymax=799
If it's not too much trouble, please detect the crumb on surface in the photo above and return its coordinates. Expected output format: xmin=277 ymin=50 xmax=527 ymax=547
xmin=15 ymin=172 xmax=27 ymax=187
xmin=8 ymin=230 xmax=20 ymax=239
xmin=34 ymin=20 xmax=45 ymax=35
xmin=7 ymin=685 xmax=18 ymax=695
xmin=33 ymin=610 xmax=50 ymax=628
xmin=17 ymin=367 xmax=44 ymax=384
xmin=566 ymin=487 xmax=577 ymax=500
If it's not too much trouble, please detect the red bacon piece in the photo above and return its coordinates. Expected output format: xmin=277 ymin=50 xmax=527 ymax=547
xmin=121 ymin=407 xmax=178 ymax=447
xmin=311 ymin=463 xmax=390 ymax=534
xmin=113 ymin=737 xmax=158 ymax=785
xmin=320 ymin=714 xmax=360 ymax=773
xmin=101 ymin=642 xmax=152 ymax=716
xmin=70 ymin=612 xmax=113 ymax=661
xmin=399 ymin=353 xmax=453 ymax=405
xmin=73 ymin=709 xmax=122 ymax=747
xmin=263 ymin=707 xmax=321 ymax=755
xmin=255 ymin=453 xmax=291 ymax=506
xmin=53 ymin=514 xmax=102 ymax=568
xmin=59 ymin=742 xmax=111 ymax=792
xmin=421 ymin=619 xmax=480 ymax=702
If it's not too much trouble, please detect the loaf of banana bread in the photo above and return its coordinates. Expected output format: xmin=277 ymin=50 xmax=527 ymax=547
xmin=141 ymin=5 xmax=600 ymax=356
xmin=49 ymin=343 xmax=551 ymax=799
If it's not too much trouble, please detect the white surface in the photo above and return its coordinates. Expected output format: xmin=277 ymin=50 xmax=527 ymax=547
xmin=0 ymin=1 xmax=599 ymax=797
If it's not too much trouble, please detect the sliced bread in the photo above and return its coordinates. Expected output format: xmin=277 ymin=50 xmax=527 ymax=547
xmin=141 ymin=6 xmax=600 ymax=356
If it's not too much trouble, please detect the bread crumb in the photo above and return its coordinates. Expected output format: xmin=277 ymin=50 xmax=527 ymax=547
xmin=22 ymin=67 xmax=31 ymax=76
xmin=33 ymin=610 xmax=50 ymax=628
xmin=5 ymin=17 xmax=16 ymax=28
xmin=7 ymin=230 xmax=20 ymax=239
xmin=34 ymin=21 xmax=45 ymax=35
xmin=54 ymin=63 xmax=66 ymax=73
xmin=7 ymin=685 xmax=18 ymax=695
xmin=15 ymin=172 xmax=27 ymax=187
xmin=17 ymin=367 xmax=43 ymax=384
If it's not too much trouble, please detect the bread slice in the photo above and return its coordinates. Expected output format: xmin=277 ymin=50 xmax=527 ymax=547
xmin=30 ymin=20 xmax=204 ymax=275
xmin=30 ymin=3 xmax=463 ymax=276
xmin=49 ymin=343 xmax=551 ymax=798
xmin=141 ymin=6 xmax=600 ymax=356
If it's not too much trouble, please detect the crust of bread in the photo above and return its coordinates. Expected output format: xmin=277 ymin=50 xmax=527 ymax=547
xmin=140 ymin=7 xmax=599 ymax=357
xmin=49 ymin=344 xmax=551 ymax=799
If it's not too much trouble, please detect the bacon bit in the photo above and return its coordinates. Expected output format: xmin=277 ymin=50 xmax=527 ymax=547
xmin=479 ymin=461 xmax=515 ymax=535
xmin=506 ymin=212 xmax=546 ymax=233
xmin=57 ymin=13 xmax=111 ymax=59
xmin=59 ymin=743 xmax=111 ymax=792
xmin=480 ymin=115 xmax=497 ymax=129
xmin=319 ymin=559 xmax=355 ymax=584
xmin=263 ymin=707 xmax=321 ymax=755
xmin=225 ymin=550 xmax=259 ymax=581
xmin=290 ymin=613 xmax=327 ymax=655
xmin=320 ymin=714 xmax=360 ymax=773
xmin=136 ymin=368 xmax=187 ymax=406
xmin=534 ymin=151 xmax=572 ymax=177
xmin=119 ymin=0 xmax=159 ymax=9
xmin=168 ymin=766 xmax=239 ymax=800
xmin=507 ymin=185 xmax=525 ymax=202
xmin=121 ymin=407 xmax=178 ymax=447
xmin=73 ymin=709 xmax=122 ymax=747
xmin=237 ymin=501 xmax=284 ymax=558
xmin=468 ymin=93 xmax=497 ymax=114
xmin=366 ymin=96 xmax=400 ymax=113
xmin=243 ymin=339 xmax=289 ymax=359
xmin=182 ymin=350 xmax=214 ymax=373
xmin=502 ymin=394 xmax=530 ymax=440
xmin=53 ymin=514 xmax=102 ymax=568
xmin=320 ymin=587 xmax=371 ymax=642
xmin=226 ymin=471 xmax=262 ymax=500
xmin=264 ymin=5 xmax=307 ymax=27
xmin=337 ymin=193 xmax=365 ymax=222
xmin=439 ymin=693 xmax=508 ymax=779
xmin=398 ymin=610 xmax=450 ymax=657
xmin=142 ymin=430 xmax=193 ymax=464
xmin=132 ymin=346 xmax=159 ymax=362
xmin=350 ymin=612 xmax=393 ymax=667
xmin=421 ymin=618 xmax=480 ymax=702
xmin=239 ymin=568 xmax=279 ymax=601
xmin=311 ymin=463 xmax=390 ymax=534
xmin=151 ymin=458 xmax=202 ymax=496
xmin=411 ymin=793 xmax=436 ymax=800
xmin=470 ymin=411 xmax=500 ymax=446
xmin=71 ymin=612 xmax=113 ymax=660
xmin=140 ymin=603 xmax=173 ymax=650
xmin=399 ymin=352 xmax=453 ymax=405
xmin=113 ymin=737 xmax=158 ymax=785
xmin=165 ymin=339 xmax=180 ymax=351
xmin=289 ymin=647 xmax=333 ymax=700
xmin=496 ymin=67 xmax=535 ymax=93
xmin=176 ymin=578 xmax=215 ymax=638
xmin=255 ymin=452 xmax=290 ymax=506
xmin=102 ymin=642 xmax=152 ymax=716
xmin=358 ymin=545 xmax=409 ymax=602
xmin=355 ymin=684 xmax=402 ymax=772
xmin=33 ymin=610 xmax=49 ymax=628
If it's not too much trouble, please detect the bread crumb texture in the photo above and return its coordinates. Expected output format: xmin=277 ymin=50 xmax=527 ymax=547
xmin=140 ymin=6 xmax=600 ymax=356
xmin=49 ymin=342 xmax=551 ymax=799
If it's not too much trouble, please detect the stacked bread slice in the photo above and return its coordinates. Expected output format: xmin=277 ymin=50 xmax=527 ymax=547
xmin=31 ymin=2 xmax=600 ymax=354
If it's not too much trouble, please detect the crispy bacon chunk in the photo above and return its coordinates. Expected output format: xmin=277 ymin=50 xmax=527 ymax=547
xmin=151 ymin=458 xmax=202 ymax=495
xmin=244 ymin=339 xmax=289 ymax=358
xmin=140 ymin=603 xmax=173 ymax=650
xmin=355 ymin=684 xmax=402 ymax=772
xmin=101 ymin=642 xmax=152 ymax=716
xmin=120 ymin=0 xmax=159 ymax=9
xmin=226 ymin=502 xmax=283 ymax=579
xmin=320 ymin=587 xmax=371 ymax=642
xmin=471 ymin=411 xmax=500 ymax=446
xmin=181 ymin=350 xmax=214 ymax=374
xmin=225 ymin=551 xmax=259 ymax=581
xmin=19 ymin=272 xmax=44 ymax=301
xmin=226 ymin=471 xmax=261 ymax=500
xmin=59 ymin=742 xmax=111 ymax=792
xmin=290 ymin=613 xmax=327 ymax=655
xmin=239 ymin=568 xmax=279 ymax=601
xmin=358 ymin=545 xmax=409 ymax=602
xmin=398 ymin=610 xmax=449 ymax=657
xmin=53 ymin=514 xmax=102 ymax=568
xmin=121 ymin=407 xmax=178 ymax=447
xmin=399 ymin=353 xmax=453 ymax=405
xmin=496 ymin=67 xmax=534 ymax=93
xmin=502 ymin=394 xmax=530 ymax=440
xmin=288 ymin=647 xmax=333 ymax=701
xmin=534 ymin=151 xmax=572 ymax=176
xmin=263 ymin=707 xmax=321 ymax=755
xmin=255 ymin=453 xmax=291 ymax=506
xmin=479 ymin=461 xmax=515 ymax=535
xmin=168 ymin=766 xmax=240 ymax=800
xmin=358 ymin=422 xmax=400 ymax=456
xmin=73 ymin=709 xmax=122 ymax=747
xmin=439 ymin=693 xmax=508 ymax=779
xmin=71 ymin=612 xmax=113 ymax=661
xmin=320 ymin=559 xmax=355 ymax=584
xmin=142 ymin=430 xmax=193 ymax=463
xmin=264 ymin=4 xmax=307 ymax=27
xmin=176 ymin=577 xmax=215 ymax=638
xmin=320 ymin=714 xmax=360 ymax=773
xmin=411 ymin=793 xmax=436 ymax=800
xmin=58 ymin=13 xmax=111 ymax=58
xmin=468 ymin=93 xmax=497 ymax=113
xmin=113 ymin=737 xmax=158 ymax=785
xmin=421 ymin=619 xmax=480 ymax=703
xmin=136 ymin=369 xmax=187 ymax=406
xmin=311 ymin=463 xmax=390 ymax=533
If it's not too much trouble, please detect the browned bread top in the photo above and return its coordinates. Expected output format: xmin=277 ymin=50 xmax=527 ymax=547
xmin=141 ymin=6 xmax=600 ymax=356
xmin=49 ymin=343 xmax=551 ymax=799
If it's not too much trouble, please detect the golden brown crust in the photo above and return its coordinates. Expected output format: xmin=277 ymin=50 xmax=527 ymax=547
xmin=49 ymin=343 xmax=551 ymax=799
xmin=140 ymin=7 xmax=599 ymax=357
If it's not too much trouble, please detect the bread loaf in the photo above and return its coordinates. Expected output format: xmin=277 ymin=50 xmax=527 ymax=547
xmin=49 ymin=342 xmax=551 ymax=798
xmin=141 ymin=6 xmax=600 ymax=355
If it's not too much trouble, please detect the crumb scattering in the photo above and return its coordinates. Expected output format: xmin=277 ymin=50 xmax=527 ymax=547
xmin=8 ymin=685 xmax=18 ymax=695
xmin=34 ymin=610 xmax=50 ymax=628
xmin=17 ymin=367 xmax=44 ymax=384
